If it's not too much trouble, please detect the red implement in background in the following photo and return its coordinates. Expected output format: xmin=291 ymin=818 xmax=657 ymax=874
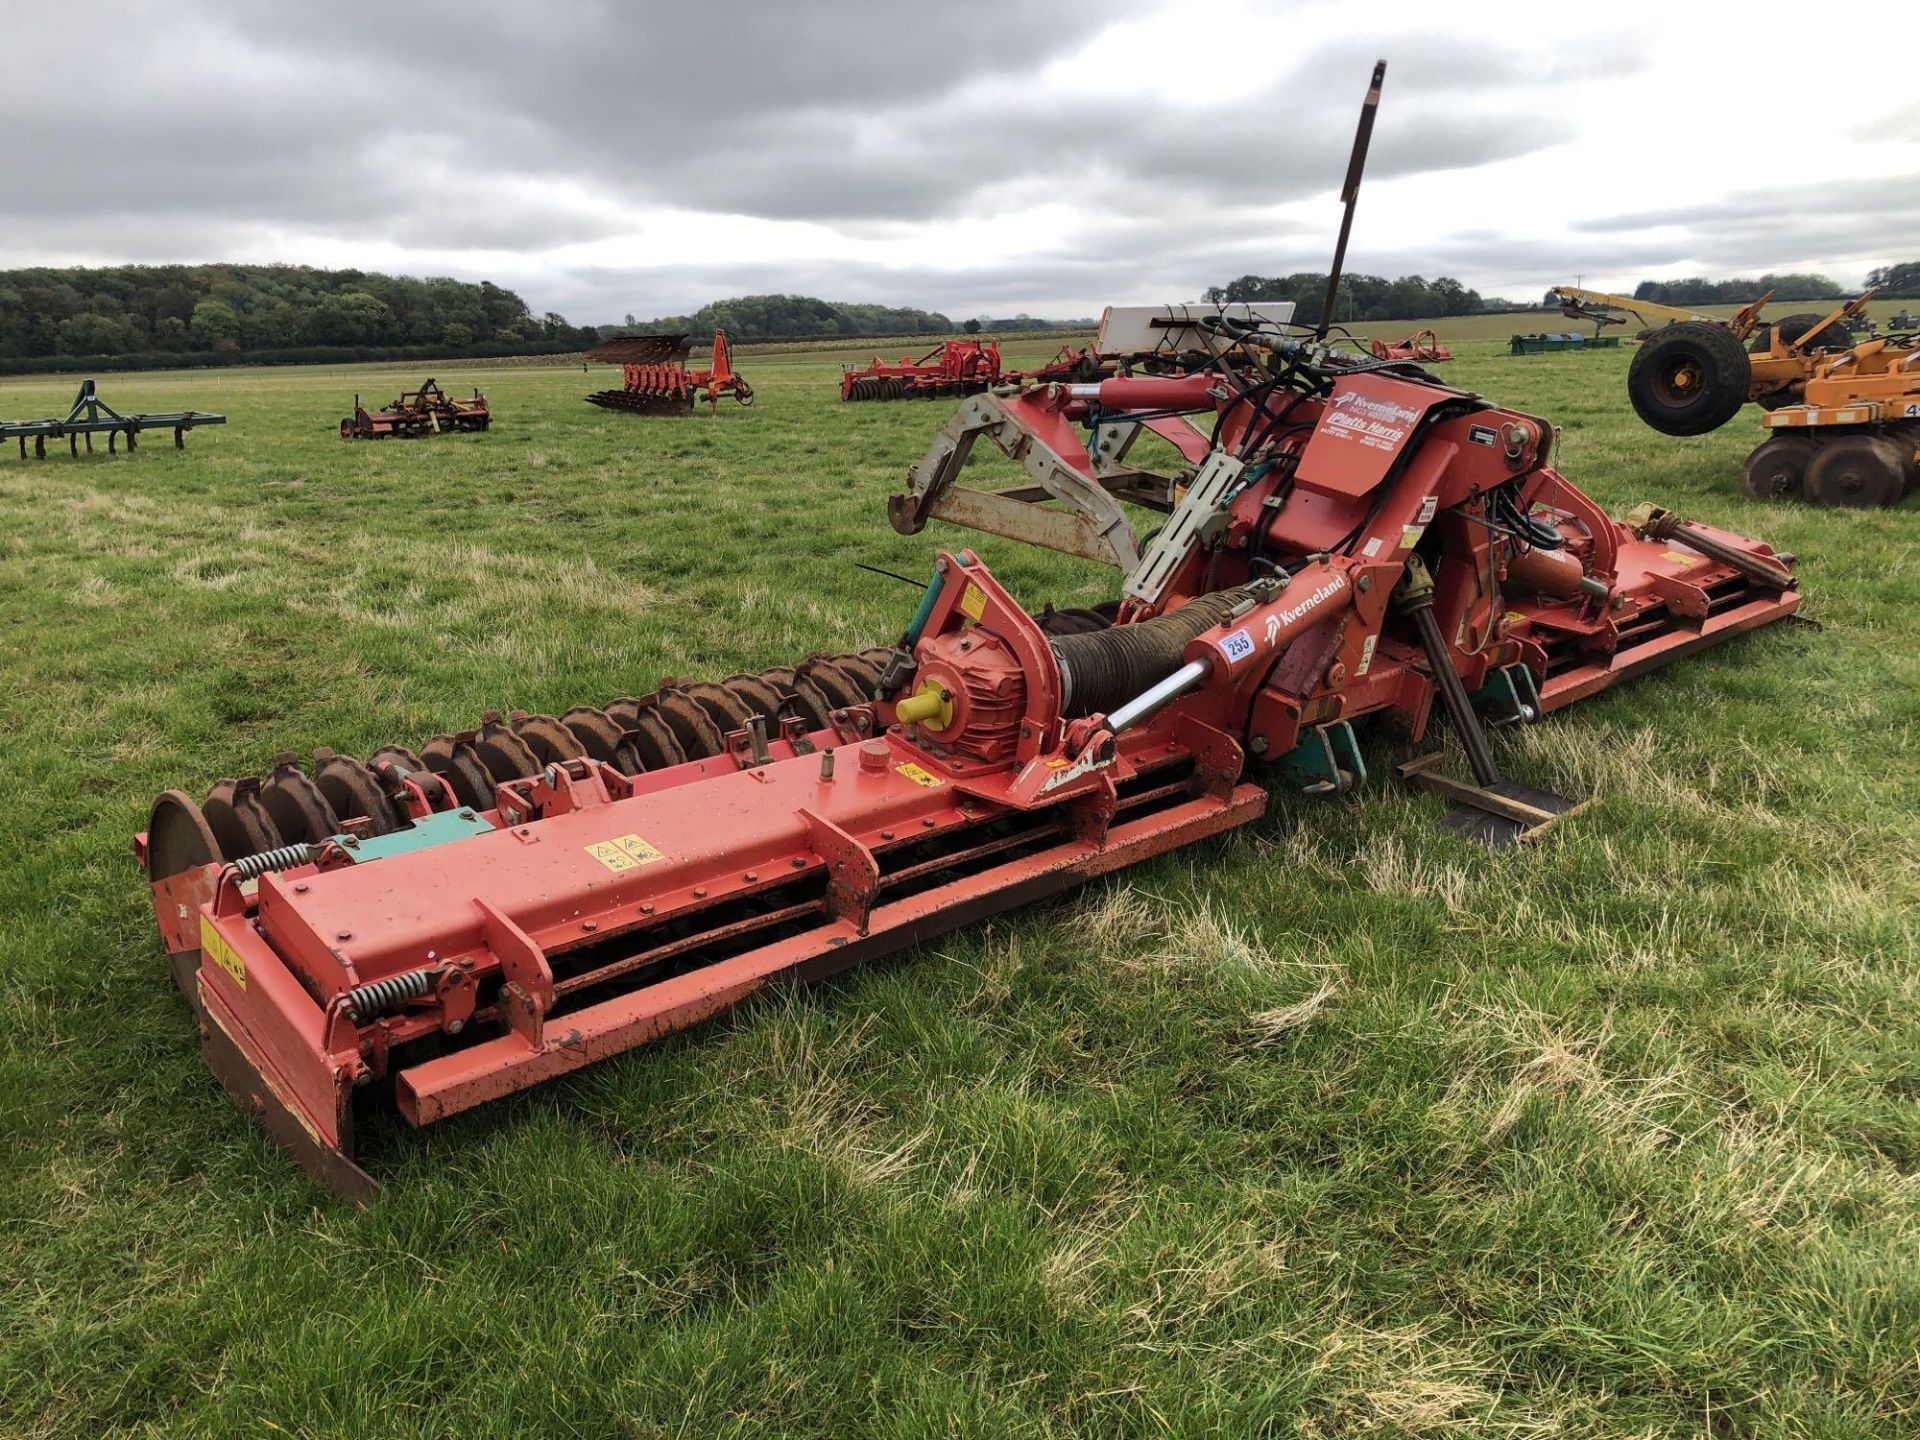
xmin=586 ymin=330 xmax=754 ymax=414
xmin=1370 ymin=329 xmax=1453 ymax=363
xmin=340 ymin=379 xmax=489 ymax=439
xmin=841 ymin=338 xmax=1004 ymax=401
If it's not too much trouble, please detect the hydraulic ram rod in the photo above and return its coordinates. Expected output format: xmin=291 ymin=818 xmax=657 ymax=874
xmin=1108 ymin=659 xmax=1210 ymax=732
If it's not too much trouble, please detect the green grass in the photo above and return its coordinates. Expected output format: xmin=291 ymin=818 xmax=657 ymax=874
xmin=2 ymin=340 xmax=1917 ymax=1438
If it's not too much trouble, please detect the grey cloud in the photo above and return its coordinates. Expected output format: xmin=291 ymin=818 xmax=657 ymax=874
xmin=6 ymin=2 xmax=1885 ymax=321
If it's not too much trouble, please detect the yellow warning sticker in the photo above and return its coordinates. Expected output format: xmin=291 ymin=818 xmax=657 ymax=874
xmin=959 ymin=583 xmax=988 ymax=622
xmin=1399 ymin=524 xmax=1425 ymax=551
xmin=585 ymin=833 xmax=666 ymax=873
xmin=200 ymin=914 xmax=246 ymax=990
xmin=1661 ymin=550 xmax=1696 ymax=567
xmin=896 ymin=762 xmax=944 ymax=787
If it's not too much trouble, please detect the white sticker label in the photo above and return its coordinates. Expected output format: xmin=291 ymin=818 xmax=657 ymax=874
xmin=1416 ymin=495 xmax=1438 ymax=523
xmin=1361 ymin=537 xmax=1384 ymax=558
xmin=1355 ymin=633 xmax=1378 ymax=677
xmin=1905 ymin=402 xmax=1920 ymax=417
xmin=1040 ymin=748 xmax=1110 ymax=794
xmin=1217 ymin=628 xmax=1256 ymax=665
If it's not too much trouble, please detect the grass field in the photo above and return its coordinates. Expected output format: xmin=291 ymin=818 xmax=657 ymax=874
xmin=3 ymin=338 xmax=1917 ymax=1438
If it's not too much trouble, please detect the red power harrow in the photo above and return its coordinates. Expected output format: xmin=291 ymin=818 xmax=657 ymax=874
xmin=843 ymin=340 xmax=1119 ymax=401
xmin=1370 ymin=329 xmax=1453 ymax=363
xmin=136 ymin=64 xmax=1803 ymax=1198
xmin=841 ymin=338 xmax=1005 ymax=401
xmin=586 ymin=330 xmax=754 ymax=415
xmin=340 ymin=378 xmax=490 ymax=440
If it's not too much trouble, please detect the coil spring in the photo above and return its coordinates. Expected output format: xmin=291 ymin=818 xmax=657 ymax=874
xmin=230 ymin=843 xmax=320 ymax=880
xmin=344 ymin=967 xmax=440 ymax=1025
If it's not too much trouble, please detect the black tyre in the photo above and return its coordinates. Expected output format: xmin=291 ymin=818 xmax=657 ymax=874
xmin=1740 ymin=435 xmax=1816 ymax=500
xmin=1884 ymin=424 xmax=1920 ymax=496
xmin=1627 ymin=322 xmax=1752 ymax=436
xmin=1750 ymin=312 xmax=1854 ymax=354
xmin=1803 ymin=434 xmax=1905 ymax=508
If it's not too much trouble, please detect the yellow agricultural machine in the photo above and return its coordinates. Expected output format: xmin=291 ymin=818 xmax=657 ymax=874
xmin=1554 ymin=286 xmax=1917 ymax=507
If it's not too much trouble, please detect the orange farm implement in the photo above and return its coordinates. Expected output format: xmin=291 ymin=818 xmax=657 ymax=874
xmin=340 ymin=379 xmax=490 ymax=440
xmin=585 ymin=331 xmax=753 ymax=415
xmin=137 ymin=62 xmax=1804 ymax=1198
xmin=841 ymin=338 xmax=1004 ymax=401
xmin=4 ymin=378 xmax=224 ymax=458
xmin=1370 ymin=329 xmax=1452 ymax=362
xmin=1620 ymin=294 xmax=1919 ymax=506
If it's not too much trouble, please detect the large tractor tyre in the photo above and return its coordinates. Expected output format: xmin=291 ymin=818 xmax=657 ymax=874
xmin=1740 ymin=435 xmax=1817 ymax=500
xmin=1803 ymin=434 xmax=1907 ymax=508
xmin=1750 ymin=312 xmax=1854 ymax=354
xmin=1627 ymin=322 xmax=1752 ymax=436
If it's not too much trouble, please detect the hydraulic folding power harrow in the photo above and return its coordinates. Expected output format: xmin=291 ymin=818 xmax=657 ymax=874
xmin=136 ymin=62 xmax=1804 ymax=1197
xmin=340 ymin=378 xmax=490 ymax=440
xmin=586 ymin=330 xmax=753 ymax=415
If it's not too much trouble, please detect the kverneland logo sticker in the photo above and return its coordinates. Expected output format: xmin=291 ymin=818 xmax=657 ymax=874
xmin=1325 ymin=390 xmax=1419 ymax=450
xmin=1274 ymin=576 xmax=1347 ymax=628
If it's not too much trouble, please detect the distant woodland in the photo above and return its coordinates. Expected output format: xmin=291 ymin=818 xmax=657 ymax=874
xmin=0 ymin=267 xmax=1086 ymax=373
xmin=0 ymin=264 xmax=606 ymax=372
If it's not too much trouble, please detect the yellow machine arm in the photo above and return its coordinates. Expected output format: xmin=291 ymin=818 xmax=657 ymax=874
xmin=1551 ymin=285 xmax=1775 ymax=340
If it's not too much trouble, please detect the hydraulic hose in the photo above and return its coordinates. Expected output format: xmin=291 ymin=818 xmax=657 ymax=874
xmin=1051 ymin=590 xmax=1247 ymax=717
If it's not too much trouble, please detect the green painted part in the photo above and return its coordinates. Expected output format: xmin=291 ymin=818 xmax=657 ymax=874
xmin=1277 ymin=720 xmax=1366 ymax=792
xmin=1471 ymin=664 xmax=1543 ymax=724
xmin=1508 ymin=334 xmax=1620 ymax=355
xmin=903 ymin=568 xmax=944 ymax=648
xmin=332 ymin=807 xmax=496 ymax=864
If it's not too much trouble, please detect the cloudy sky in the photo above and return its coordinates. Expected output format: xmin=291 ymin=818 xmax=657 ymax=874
xmin=6 ymin=1 xmax=1917 ymax=323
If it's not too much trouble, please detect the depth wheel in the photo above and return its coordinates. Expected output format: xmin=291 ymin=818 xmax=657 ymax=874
xmin=1803 ymin=434 xmax=1906 ymax=508
xmin=1741 ymin=435 xmax=1816 ymax=500
xmin=1627 ymin=321 xmax=1752 ymax=436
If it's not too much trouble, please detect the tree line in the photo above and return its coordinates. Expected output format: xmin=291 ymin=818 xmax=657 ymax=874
xmin=0 ymin=263 xmax=603 ymax=372
xmin=1203 ymin=273 xmax=1496 ymax=321
xmin=1622 ymin=273 xmax=1844 ymax=306
xmin=622 ymin=294 xmax=956 ymax=343
xmin=1865 ymin=262 xmax=1920 ymax=296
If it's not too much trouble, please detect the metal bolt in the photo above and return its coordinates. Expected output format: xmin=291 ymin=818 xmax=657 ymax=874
xmin=1356 ymin=574 xmax=1372 ymax=593
xmin=791 ymin=857 xmax=807 ymax=869
xmin=336 ymin=930 xmax=352 ymax=941
xmin=1249 ymin=735 xmax=1269 ymax=754
xmin=744 ymin=870 xmax=758 ymax=883
xmin=693 ymin=886 xmax=708 ymax=899
xmin=880 ymin=829 xmax=894 ymax=841
xmin=582 ymin=920 xmax=597 ymax=933
xmin=293 ymin=883 xmax=309 ymax=894
xmin=640 ymin=903 xmax=655 ymax=914
xmin=922 ymin=817 xmax=935 ymax=828
xmin=819 ymin=749 xmax=836 ymax=780
xmin=459 ymin=809 xmax=475 ymax=821
xmin=447 ymin=1019 xmax=465 ymax=1035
